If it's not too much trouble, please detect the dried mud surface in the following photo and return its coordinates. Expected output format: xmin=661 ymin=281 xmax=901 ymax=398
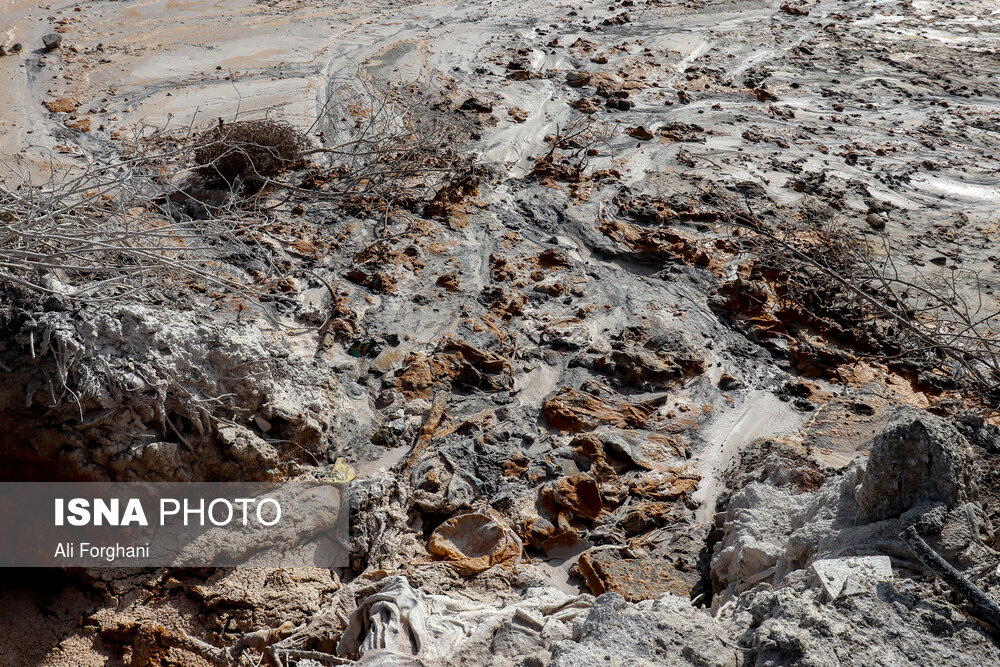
xmin=2 ymin=0 xmax=1000 ymax=665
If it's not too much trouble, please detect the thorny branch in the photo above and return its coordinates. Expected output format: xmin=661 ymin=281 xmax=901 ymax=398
xmin=723 ymin=211 xmax=1000 ymax=400
xmin=0 ymin=75 xmax=477 ymax=305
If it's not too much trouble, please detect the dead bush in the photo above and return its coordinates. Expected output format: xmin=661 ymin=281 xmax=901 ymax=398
xmin=0 ymin=77 xmax=478 ymax=305
xmin=726 ymin=213 xmax=1000 ymax=400
xmin=194 ymin=119 xmax=307 ymax=185
xmin=0 ymin=143 xmax=285 ymax=304
xmin=530 ymin=115 xmax=615 ymax=182
xmin=302 ymin=77 xmax=480 ymax=219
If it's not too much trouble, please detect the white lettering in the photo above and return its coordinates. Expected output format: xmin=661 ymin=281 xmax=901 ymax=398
xmin=184 ymin=498 xmax=205 ymax=526
xmin=160 ymin=499 xmax=180 ymax=524
xmin=121 ymin=498 xmax=148 ymax=526
xmin=92 ymin=498 xmax=117 ymax=526
xmin=234 ymin=498 xmax=254 ymax=525
xmin=67 ymin=498 xmax=90 ymax=526
xmin=257 ymin=498 xmax=281 ymax=526
xmin=208 ymin=499 xmax=233 ymax=526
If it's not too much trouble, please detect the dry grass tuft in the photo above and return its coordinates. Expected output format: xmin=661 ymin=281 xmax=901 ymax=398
xmin=194 ymin=119 xmax=307 ymax=185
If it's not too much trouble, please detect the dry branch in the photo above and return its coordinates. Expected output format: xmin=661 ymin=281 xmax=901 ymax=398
xmin=0 ymin=76 xmax=476 ymax=306
xmin=725 ymin=212 xmax=1000 ymax=399
xmin=902 ymin=526 xmax=1000 ymax=633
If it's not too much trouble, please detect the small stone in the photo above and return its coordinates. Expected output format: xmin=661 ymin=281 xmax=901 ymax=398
xmin=811 ymin=556 xmax=892 ymax=600
xmin=65 ymin=117 xmax=92 ymax=132
xmin=566 ymin=71 xmax=591 ymax=88
xmin=459 ymin=97 xmax=492 ymax=113
xmin=403 ymin=398 xmax=432 ymax=415
xmin=435 ymin=273 xmax=461 ymax=292
xmin=626 ymin=125 xmax=654 ymax=140
xmin=43 ymin=97 xmax=79 ymax=113
xmin=369 ymin=346 xmax=404 ymax=375
xmin=42 ymin=33 xmax=63 ymax=51
xmin=780 ymin=2 xmax=810 ymax=15
xmin=865 ymin=213 xmax=885 ymax=231
xmin=718 ymin=373 xmax=742 ymax=390
xmin=601 ymin=11 xmax=630 ymax=26
xmin=508 ymin=107 xmax=528 ymax=123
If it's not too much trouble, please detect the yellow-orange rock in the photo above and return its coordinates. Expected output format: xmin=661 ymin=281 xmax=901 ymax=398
xmin=427 ymin=512 xmax=522 ymax=575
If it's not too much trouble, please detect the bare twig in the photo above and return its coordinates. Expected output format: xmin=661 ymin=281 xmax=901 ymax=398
xmin=902 ymin=526 xmax=1000 ymax=633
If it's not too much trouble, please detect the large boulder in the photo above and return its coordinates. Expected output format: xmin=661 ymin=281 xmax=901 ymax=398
xmin=856 ymin=407 xmax=974 ymax=523
xmin=711 ymin=407 xmax=991 ymax=603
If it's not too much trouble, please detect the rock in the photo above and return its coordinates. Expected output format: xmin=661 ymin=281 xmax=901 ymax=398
xmin=541 ymin=473 xmax=602 ymax=520
xmin=590 ymin=430 xmax=688 ymax=471
xmin=427 ymin=511 xmax=521 ymax=574
xmin=577 ymin=550 xmax=699 ymax=600
xmin=543 ymin=386 xmax=651 ymax=431
xmin=712 ymin=408 xmax=992 ymax=603
xmin=718 ymin=372 xmax=742 ymax=389
xmin=626 ymin=126 xmax=654 ymax=140
xmin=601 ymin=11 xmax=631 ymax=25
xmin=435 ymin=272 xmax=461 ymax=292
xmin=712 ymin=481 xmax=798 ymax=596
xmin=570 ymin=96 xmax=601 ymax=113
xmin=811 ymin=556 xmax=893 ymax=600
xmin=65 ymin=117 xmax=92 ymax=132
xmin=507 ymin=107 xmax=528 ymax=123
xmin=459 ymin=97 xmax=492 ymax=113
xmin=866 ymin=212 xmax=886 ymax=231
xmin=780 ymin=2 xmax=809 ymax=15
xmin=10 ymin=43 xmax=22 ymax=54
xmin=543 ymin=319 xmax=591 ymax=348
xmin=3 ymin=304 xmax=342 ymax=482
xmin=565 ymin=71 xmax=591 ymax=87
xmin=506 ymin=70 xmax=532 ymax=81
xmin=42 ymin=33 xmax=63 ymax=51
xmin=595 ymin=329 xmax=705 ymax=390
xmin=659 ymin=122 xmax=705 ymax=142
xmin=369 ymin=345 xmax=404 ymax=375
xmin=740 ymin=582 xmax=1000 ymax=666
xmin=42 ymin=98 xmax=79 ymax=113
xmin=549 ymin=593 xmax=738 ymax=667
xmin=856 ymin=407 xmax=973 ymax=523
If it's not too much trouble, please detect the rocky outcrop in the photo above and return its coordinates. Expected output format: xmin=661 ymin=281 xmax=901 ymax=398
xmin=0 ymin=303 xmax=353 ymax=481
xmin=734 ymin=575 xmax=1000 ymax=667
xmin=856 ymin=408 xmax=975 ymax=523
xmin=712 ymin=408 xmax=996 ymax=602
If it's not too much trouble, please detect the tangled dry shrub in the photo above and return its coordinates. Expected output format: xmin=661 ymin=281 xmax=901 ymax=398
xmin=194 ymin=119 xmax=308 ymax=185
xmin=0 ymin=144 xmax=284 ymax=304
xmin=530 ymin=115 xmax=615 ymax=182
xmin=727 ymin=213 xmax=1000 ymax=400
xmin=303 ymin=77 xmax=480 ymax=219
xmin=0 ymin=78 xmax=478 ymax=305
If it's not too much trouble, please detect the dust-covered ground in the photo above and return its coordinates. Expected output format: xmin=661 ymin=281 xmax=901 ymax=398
xmin=2 ymin=0 xmax=1000 ymax=665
